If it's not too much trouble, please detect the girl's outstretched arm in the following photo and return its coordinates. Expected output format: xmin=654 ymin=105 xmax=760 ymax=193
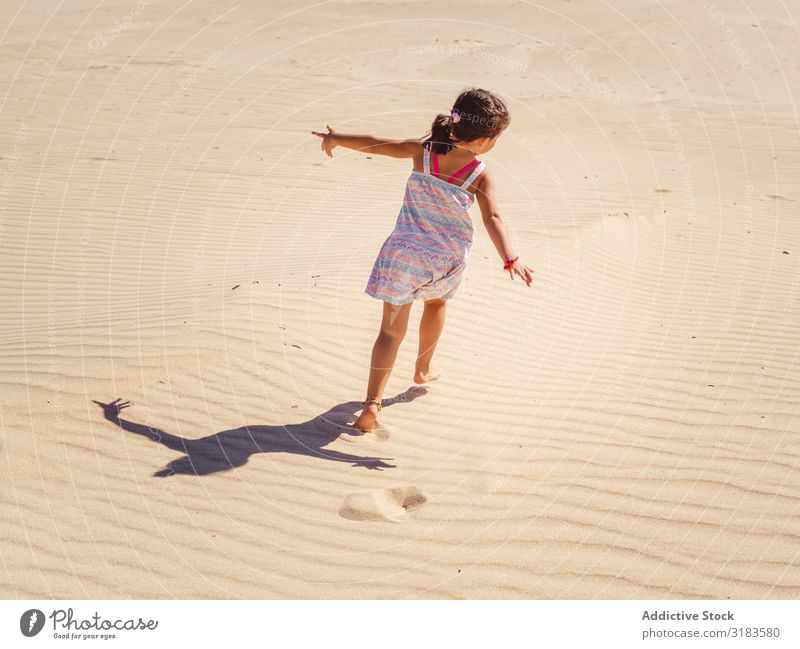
xmin=312 ymin=125 xmax=419 ymax=158
xmin=475 ymin=168 xmax=535 ymax=287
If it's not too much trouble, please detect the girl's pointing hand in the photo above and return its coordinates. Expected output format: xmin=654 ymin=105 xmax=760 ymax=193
xmin=311 ymin=125 xmax=337 ymax=157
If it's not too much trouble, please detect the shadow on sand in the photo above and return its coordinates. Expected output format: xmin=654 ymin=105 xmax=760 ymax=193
xmin=93 ymin=387 xmax=427 ymax=477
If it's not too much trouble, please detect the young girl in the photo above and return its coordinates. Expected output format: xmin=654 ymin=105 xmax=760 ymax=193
xmin=312 ymin=88 xmax=534 ymax=433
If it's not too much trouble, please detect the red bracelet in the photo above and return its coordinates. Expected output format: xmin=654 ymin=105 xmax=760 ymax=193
xmin=503 ymin=255 xmax=519 ymax=270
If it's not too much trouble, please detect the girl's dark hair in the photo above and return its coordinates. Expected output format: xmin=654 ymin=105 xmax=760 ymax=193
xmin=424 ymin=88 xmax=510 ymax=155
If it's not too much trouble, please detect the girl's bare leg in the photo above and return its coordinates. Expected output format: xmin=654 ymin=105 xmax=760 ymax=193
xmin=414 ymin=298 xmax=446 ymax=384
xmin=354 ymin=301 xmax=412 ymax=432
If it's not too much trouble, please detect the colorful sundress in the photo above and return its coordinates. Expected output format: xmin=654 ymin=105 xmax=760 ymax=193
xmin=364 ymin=143 xmax=486 ymax=305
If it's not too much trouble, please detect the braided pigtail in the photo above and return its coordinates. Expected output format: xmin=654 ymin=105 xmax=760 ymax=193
xmin=425 ymin=113 xmax=456 ymax=155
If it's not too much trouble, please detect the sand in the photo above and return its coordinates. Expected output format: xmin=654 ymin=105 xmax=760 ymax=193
xmin=1 ymin=0 xmax=798 ymax=599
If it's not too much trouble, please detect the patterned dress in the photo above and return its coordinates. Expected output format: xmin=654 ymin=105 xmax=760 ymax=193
xmin=365 ymin=144 xmax=486 ymax=305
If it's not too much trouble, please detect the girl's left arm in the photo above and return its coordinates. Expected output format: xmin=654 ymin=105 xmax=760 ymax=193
xmin=476 ymin=169 xmax=535 ymax=287
xmin=312 ymin=125 xmax=419 ymax=158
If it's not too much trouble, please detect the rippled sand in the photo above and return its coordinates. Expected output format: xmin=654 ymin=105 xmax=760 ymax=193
xmin=1 ymin=0 xmax=798 ymax=598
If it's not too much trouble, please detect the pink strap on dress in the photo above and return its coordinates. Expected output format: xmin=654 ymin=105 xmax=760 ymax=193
xmin=430 ymin=150 xmax=480 ymax=185
xmin=445 ymin=159 xmax=479 ymax=183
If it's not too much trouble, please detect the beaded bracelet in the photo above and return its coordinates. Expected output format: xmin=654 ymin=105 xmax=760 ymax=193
xmin=503 ymin=255 xmax=519 ymax=270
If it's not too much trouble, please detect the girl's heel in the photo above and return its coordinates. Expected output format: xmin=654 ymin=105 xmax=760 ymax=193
xmin=354 ymin=396 xmax=381 ymax=433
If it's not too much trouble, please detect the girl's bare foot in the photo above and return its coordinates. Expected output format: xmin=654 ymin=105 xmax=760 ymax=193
xmin=413 ymin=367 xmax=440 ymax=384
xmin=353 ymin=403 xmax=379 ymax=433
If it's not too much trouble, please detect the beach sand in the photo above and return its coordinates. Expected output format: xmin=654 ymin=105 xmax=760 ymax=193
xmin=1 ymin=0 xmax=798 ymax=598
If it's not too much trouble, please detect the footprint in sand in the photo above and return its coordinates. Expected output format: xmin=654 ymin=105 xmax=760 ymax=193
xmin=313 ymin=411 xmax=391 ymax=442
xmin=339 ymin=486 xmax=427 ymax=522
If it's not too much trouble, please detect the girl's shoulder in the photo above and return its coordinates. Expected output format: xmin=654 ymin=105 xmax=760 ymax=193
xmin=471 ymin=164 xmax=496 ymax=204
xmin=473 ymin=163 xmax=493 ymax=188
xmin=464 ymin=160 xmax=491 ymax=195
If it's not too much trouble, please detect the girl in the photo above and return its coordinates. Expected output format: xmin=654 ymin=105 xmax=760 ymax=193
xmin=312 ymin=88 xmax=534 ymax=433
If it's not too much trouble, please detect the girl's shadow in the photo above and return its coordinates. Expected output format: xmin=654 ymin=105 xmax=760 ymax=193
xmin=92 ymin=387 xmax=427 ymax=477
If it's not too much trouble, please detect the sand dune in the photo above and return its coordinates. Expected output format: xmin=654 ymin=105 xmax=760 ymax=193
xmin=1 ymin=0 xmax=798 ymax=598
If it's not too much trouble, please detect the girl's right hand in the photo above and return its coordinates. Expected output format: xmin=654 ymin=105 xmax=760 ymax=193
xmin=311 ymin=125 xmax=338 ymax=157
xmin=508 ymin=259 xmax=534 ymax=286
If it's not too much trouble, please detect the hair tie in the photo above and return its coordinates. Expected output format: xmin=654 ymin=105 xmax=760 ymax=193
xmin=450 ymin=111 xmax=461 ymax=124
